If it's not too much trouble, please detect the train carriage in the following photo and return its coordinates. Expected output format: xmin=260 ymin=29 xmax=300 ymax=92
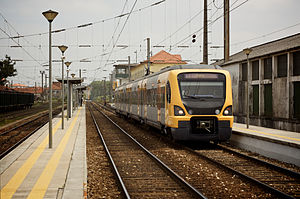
xmin=115 ymin=64 xmax=233 ymax=142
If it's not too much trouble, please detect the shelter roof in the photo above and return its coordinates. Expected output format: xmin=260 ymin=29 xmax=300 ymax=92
xmin=214 ymin=32 xmax=300 ymax=66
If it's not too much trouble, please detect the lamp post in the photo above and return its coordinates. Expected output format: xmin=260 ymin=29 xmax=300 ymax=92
xmin=65 ymin=61 xmax=72 ymax=120
xmin=42 ymin=9 xmax=58 ymax=148
xmin=243 ymin=48 xmax=252 ymax=129
xmin=58 ymin=45 xmax=68 ymax=129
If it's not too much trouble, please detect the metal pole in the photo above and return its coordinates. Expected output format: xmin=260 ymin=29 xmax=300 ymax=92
xmin=104 ymin=77 xmax=106 ymax=105
xmin=48 ymin=21 xmax=53 ymax=148
xmin=45 ymin=74 xmax=48 ymax=101
xmin=40 ymin=71 xmax=44 ymax=101
xmin=246 ymin=54 xmax=249 ymax=128
xmin=67 ymin=67 xmax=69 ymax=120
xmin=224 ymin=0 xmax=230 ymax=62
xmin=203 ymin=0 xmax=208 ymax=64
xmin=128 ymin=56 xmax=131 ymax=81
xmin=146 ymin=38 xmax=150 ymax=76
xmin=61 ymin=53 xmax=64 ymax=129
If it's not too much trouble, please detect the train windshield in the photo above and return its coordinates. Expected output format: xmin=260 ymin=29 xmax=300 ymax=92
xmin=178 ymin=73 xmax=225 ymax=100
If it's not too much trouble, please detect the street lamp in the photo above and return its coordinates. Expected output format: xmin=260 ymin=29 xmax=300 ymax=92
xmin=58 ymin=45 xmax=68 ymax=129
xmin=243 ymin=48 xmax=252 ymax=129
xmin=65 ymin=61 xmax=72 ymax=120
xmin=42 ymin=9 xmax=58 ymax=149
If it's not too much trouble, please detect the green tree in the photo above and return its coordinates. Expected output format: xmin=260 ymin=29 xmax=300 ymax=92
xmin=0 ymin=55 xmax=17 ymax=85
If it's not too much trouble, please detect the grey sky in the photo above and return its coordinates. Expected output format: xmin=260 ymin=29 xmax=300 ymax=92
xmin=1 ymin=0 xmax=299 ymax=86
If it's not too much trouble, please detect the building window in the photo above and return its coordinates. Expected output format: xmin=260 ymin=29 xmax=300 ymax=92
xmin=264 ymin=84 xmax=272 ymax=117
xmin=294 ymin=82 xmax=300 ymax=119
xmin=253 ymin=85 xmax=259 ymax=116
xmin=264 ymin=57 xmax=272 ymax=79
xmin=252 ymin=60 xmax=259 ymax=80
xmin=242 ymin=62 xmax=247 ymax=81
xmin=293 ymin=51 xmax=300 ymax=76
xmin=277 ymin=54 xmax=287 ymax=77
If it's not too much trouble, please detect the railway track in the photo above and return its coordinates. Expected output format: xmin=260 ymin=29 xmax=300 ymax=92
xmin=88 ymin=102 xmax=206 ymax=198
xmin=0 ymin=102 xmax=62 ymax=128
xmin=94 ymin=102 xmax=300 ymax=198
xmin=190 ymin=144 xmax=300 ymax=199
xmin=0 ymin=108 xmax=61 ymax=159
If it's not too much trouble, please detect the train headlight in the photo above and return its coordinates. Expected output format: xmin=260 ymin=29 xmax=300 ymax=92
xmin=223 ymin=105 xmax=232 ymax=116
xmin=174 ymin=105 xmax=185 ymax=116
xmin=215 ymin=109 xmax=220 ymax=115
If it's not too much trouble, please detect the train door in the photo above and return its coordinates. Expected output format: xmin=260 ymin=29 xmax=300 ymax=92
xmin=166 ymin=81 xmax=171 ymax=120
xmin=140 ymin=83 xmax=144 ymax=119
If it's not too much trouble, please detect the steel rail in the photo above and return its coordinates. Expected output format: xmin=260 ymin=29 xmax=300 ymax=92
xmin=0 ymin=121 xmax=48 ymax=159
xmin=0 ymin=108 xmax=61 ymax=159
xmin=218 ymin=144 xmax=300 ymax=179
xmin=184 ymin=146 xmax=296 ymax=199
xmin=87 ymin=103 xmax=131 ymax=199
xmin=0 ymin=112 xmax=48 ymax=136
xmin=91 ymin=102 xmax=207 ymax=199
xmin=94 ymin=102 xmax=297 ymax=198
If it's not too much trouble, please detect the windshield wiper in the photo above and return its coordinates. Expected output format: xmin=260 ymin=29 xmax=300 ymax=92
xmin=184 ymin=94 xmax=214 ymax=99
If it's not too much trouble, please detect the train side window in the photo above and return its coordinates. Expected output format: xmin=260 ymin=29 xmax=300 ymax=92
xmin=166 ymin=82 xmax=171 ymax=103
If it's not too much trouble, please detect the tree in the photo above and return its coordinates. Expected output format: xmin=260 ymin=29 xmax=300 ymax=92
xmin=0 ymin=55 xmax=17 ymax=85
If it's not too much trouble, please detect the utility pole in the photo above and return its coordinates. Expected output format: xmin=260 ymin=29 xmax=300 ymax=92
xmin=224 ymin=0 xmax=230 ymax=62
xmin=45 ymin=73 xmax=48 ymax=101
xmin=134 ymin=50 xmax=137 ymax=63
xmin=103 ymin=77 xmax=106 ymax=105
xmin=128 ymin=56 xmax=131 ymax=82
xmin=146 ymin=38 xmax=151 ymax=76
xmin=203 ymin=0 xmax=208 ymax=64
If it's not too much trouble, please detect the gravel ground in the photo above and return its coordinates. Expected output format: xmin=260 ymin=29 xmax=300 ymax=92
xmin=86 ymin=107 xmax=123 ymax=199
xmin=103 ymin=109 xmax=278 ymax=198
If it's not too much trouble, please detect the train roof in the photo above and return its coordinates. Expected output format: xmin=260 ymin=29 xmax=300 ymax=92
xmin=117 ymin=64 xmax=223 ymax=88
xmin=159 ymin=64 xmax=222 ymax=72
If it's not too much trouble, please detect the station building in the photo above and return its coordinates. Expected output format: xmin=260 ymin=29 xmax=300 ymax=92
xmin=113 ymin=50 xmax=187 ymax=86
xmin=215 ymin=33 xmax=300 ymax=132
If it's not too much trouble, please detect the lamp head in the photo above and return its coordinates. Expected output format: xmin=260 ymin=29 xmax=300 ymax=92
xmin=243 ymin=48 xmax=252 ymax=56
xmin=42 ymin=10 xmax=58 ymax=22
xmin=65 ymin=61 xmax=72 ymax=67
xmin=58 ymin=45 xmax=68 ymax=53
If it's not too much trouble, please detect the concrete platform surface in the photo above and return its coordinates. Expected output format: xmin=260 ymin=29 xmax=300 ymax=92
xmin=233 ymin=123 xmax=300 ymax=147
xmin=232 ymin=123 xmax=300 ymax=166
xmin=0 ymin=106 xmax=87 ymax=199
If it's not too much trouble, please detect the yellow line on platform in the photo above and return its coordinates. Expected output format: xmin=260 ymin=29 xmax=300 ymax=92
xmin=1 ymin=120 xmax=62 ymax=199
xmin=235 ymin=127 xmax=300 ymax=142
xmin=27 ymin=108 xmax=81 ymax=199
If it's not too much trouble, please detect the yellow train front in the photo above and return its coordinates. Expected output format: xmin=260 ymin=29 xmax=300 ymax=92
xmin=114 ymin=64 xmax=233 ymax=142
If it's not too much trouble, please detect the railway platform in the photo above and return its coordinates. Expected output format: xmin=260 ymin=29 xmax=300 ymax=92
xmin=0 ymin=106 xmax=86 ymax=199
xmin=231 ymin=123 xmax=300 ymax=167
xmin=1 ymin=103 xmax=300 ymax=198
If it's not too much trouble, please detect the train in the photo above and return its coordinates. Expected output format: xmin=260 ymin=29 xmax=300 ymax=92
xmin=0 ymin=89 xmax=34 ymax=112
xmin=114 ymin=64 xmax=233 ymax=142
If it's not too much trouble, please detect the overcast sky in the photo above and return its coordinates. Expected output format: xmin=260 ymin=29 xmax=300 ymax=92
xmin=1 ymin=0 xmax=300 ymax=86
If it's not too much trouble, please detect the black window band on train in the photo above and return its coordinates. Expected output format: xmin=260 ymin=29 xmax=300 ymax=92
xmin=177 ymin=72 xmax=226 ymax=115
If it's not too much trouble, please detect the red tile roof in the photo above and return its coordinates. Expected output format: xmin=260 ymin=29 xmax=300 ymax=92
xmin=143 ymin=50 xmax=186 ymax=64
xmin=12 ymin=83 xmax=27 ymax=88
xmin=52 ymin=82 xmax=61 ymax=90
xmin=14 ymin=87 xmax=42 ymax=94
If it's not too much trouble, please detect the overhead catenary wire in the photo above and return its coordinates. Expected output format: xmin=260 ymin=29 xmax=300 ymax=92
xmin=0 ymin=27 xmax=43 ymax=68
xmin=167 ymin=0 xmax=250 ymax=53
xmin=0 ymin=0 xmax=166 ymax=40
xmin=232 ymin=22 xmax=300 ymax=46
xmin=92 ymin=0 xmax=139 ymax=82
xmin=0 ymin=12 xmax=47 ymax=61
